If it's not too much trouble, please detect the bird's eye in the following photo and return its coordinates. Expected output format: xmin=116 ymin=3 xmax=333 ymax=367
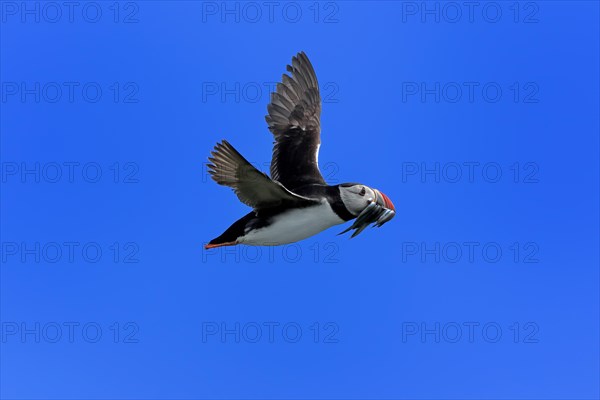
xmin=359 ymin=187 xmax=366 ymax=196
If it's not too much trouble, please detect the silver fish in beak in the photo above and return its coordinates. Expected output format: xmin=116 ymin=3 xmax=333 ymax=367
xmin=339 ymin=189 xmax=396 ymax=238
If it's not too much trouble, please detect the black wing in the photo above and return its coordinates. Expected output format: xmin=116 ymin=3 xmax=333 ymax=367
xmin=265 ymin=52 xmax=325 ymax=191
xmin=208 ymin=140 xmax=318 ymax=210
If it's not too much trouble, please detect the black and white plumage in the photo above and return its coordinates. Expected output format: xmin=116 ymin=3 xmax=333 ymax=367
xmin=205 ymin=52 xmax=395 ymax=249
xmin=208 ymin=140 xmax=317 ymax=210
xmin=266 ymin=52 xmax=324 ymax=191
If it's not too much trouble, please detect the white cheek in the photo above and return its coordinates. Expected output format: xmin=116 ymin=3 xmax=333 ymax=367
xmin=352 ymin=198 xmax=369 ymax=214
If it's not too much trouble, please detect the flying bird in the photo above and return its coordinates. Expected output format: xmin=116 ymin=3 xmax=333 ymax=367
xmin=205 ymin=52 xmax=395 ymax=249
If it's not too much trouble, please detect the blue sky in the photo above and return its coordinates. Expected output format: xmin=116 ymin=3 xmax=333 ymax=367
xmin=1 ymin=1 xmax=599 ymax=399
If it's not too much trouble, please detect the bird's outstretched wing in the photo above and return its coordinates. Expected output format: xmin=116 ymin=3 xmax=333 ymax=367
xmin=208 ymin=140 xmax=318 ymax=210
xmin=265 ymin=52 xmax=325 ymax=191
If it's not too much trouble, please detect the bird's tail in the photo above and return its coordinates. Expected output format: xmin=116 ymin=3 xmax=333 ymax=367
xmin=204 ymin=213 xmax=254 ymax=250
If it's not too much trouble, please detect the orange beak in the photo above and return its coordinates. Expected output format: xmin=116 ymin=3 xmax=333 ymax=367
xmin=374 ymin=189 xmax=395 ymax=211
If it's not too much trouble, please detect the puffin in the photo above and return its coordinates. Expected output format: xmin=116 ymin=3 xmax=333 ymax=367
xmin=204 ymin=52 xmax=395 ymax=249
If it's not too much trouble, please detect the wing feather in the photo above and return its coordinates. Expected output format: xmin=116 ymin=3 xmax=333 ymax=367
xmin=265 ymin=52 xmax=325 ymax=190
xmin=207 ymin=140 xmax=317 ymax=210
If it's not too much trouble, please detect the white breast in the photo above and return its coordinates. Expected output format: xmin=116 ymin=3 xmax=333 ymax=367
xmin=239 ymin=201 xmax=345 ymax=246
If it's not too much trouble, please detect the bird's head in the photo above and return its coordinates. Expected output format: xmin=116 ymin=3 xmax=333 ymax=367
xmin=338 ymin=183 xmax=396 ymax=237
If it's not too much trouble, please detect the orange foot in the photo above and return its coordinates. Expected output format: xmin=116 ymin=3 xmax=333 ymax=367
xmin=204 ymin=241 xmax=238 ymax=250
